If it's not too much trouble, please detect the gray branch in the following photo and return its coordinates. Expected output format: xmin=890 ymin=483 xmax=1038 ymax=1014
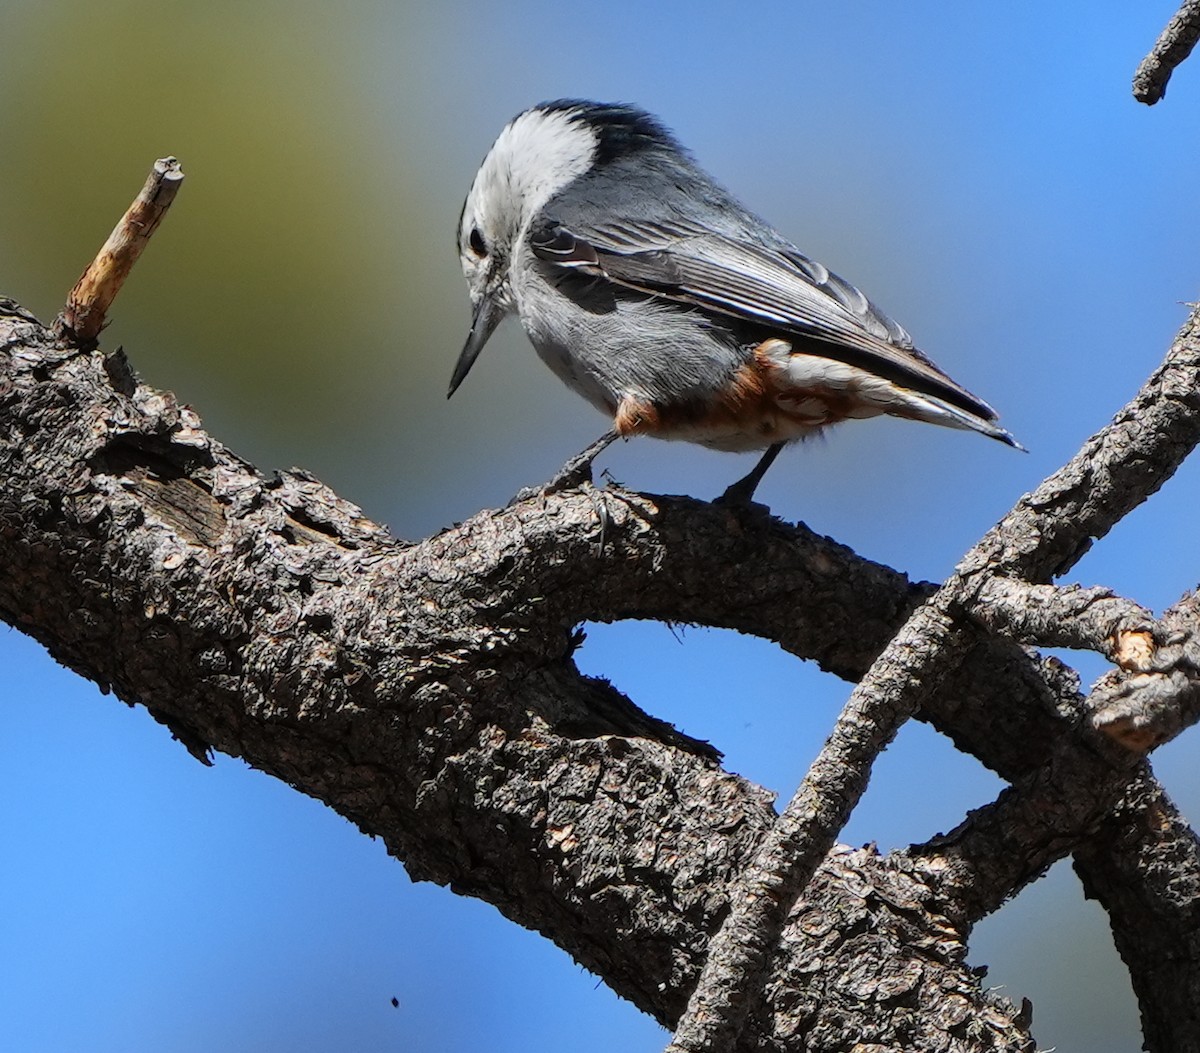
xmin=0 ymin=300 xmax=1030 ymax=1049
xmin=666 ymin=599 xmax=967 ymax=1053
xmin=1133 ymin=0 xmax=1200 ymax=104
xmin=1089 ymin=588 xmax=1200 ymax=750
xmin=3 ymin=293 xmax=1200 ymax=1050
xmin=969 ymin=577 xmax=1200 ymax=752
xmin=1074 ymin=772 xmax=1200 ymax=1052
xmin=969 ymin=579 xmax=1159 ymax=660
xmin=665 ymin=300 xmax=1200 ymax=1050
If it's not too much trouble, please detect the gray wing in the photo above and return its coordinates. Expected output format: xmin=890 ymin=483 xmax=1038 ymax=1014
xmin=529 ymin=210 xmax=999 ymax=421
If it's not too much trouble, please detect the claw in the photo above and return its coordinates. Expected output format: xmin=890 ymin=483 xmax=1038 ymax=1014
xmin=508 ymin=429 xmax=621 ymax=505
xmin=715 ymin=442 xmax=784 ymax=506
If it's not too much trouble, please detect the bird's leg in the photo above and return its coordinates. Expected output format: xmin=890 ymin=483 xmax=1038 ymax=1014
xmin=549 ymin=428 xmax=622 ymax=489
xmin=510 ymin=429 xmax=621 ymax=504
xmin=716 ymin=442 xmax=784 ymax=505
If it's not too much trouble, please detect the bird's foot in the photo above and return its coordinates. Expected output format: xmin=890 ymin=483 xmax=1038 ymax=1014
xmin=713 ymin=443 xmax=784 ymax=506
xmin=509 ymin=429 xmax=620 ymax=505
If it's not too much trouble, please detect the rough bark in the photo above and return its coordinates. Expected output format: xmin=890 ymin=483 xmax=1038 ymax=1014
xmin=1133 ymin=0 xmax=1200 ymax=104
xmin=667 ymin=295 xmax=1200 ymax=1050
xmin=3 ymin=293 xmax=1200 ymax=1050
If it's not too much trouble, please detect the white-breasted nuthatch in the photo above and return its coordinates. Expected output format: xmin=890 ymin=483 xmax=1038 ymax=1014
xmin=451 ymin=100 xmax=1020 ymax=501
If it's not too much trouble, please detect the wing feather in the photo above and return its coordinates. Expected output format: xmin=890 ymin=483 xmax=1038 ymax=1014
xmin=529 ymin=215 xmax=998 ymax=422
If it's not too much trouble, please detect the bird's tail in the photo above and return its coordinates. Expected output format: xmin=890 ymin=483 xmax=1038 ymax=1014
xmin=902 ymin=391 xmax=1025 ymax=451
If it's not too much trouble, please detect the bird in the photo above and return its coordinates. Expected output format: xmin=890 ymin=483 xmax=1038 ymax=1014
xmin=450 ymin=99 xmax=1020 ymax=502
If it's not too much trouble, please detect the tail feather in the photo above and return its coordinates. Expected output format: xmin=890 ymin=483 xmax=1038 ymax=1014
xmin=907 ymin=392 xmax=1025 ymax=450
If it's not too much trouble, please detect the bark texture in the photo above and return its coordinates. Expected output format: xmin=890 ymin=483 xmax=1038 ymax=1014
xmin=1133 ymin=0 xmax=1200 ymax=104
xmin=3 ymin=294 xmax=1200 ymax=1050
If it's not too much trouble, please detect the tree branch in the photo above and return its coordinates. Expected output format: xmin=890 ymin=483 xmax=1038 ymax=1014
xmin=4 ymin=291 xmax=1200 ymax=1049
xmin=665 ymin=299 xmax=1200 ymax=1049
xmin=0 ymin=299 xmax=1034 ymax=1048
xmin=666 ymin=600 xmax=967 ymax=1053
xmin=1089 ymin=588 xmax=1200 ymax=750
xmin=1133 ymin=0 xmax=1200 ymax=104
xmin=1073 ymin=772 xmax=1200 ymax=1052
xmin=56 ymin=158 xmax=184 ymax=346
xmin=969 ymin=579 xmax=1159 ymax=662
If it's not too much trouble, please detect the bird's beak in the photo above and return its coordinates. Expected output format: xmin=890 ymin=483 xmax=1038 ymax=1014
xmin=448 ymin=294 xmax=504 ymax=398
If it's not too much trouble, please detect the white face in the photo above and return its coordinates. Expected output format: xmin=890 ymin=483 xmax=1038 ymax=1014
xmin=458 ymin=106 xmax=598 ymax=310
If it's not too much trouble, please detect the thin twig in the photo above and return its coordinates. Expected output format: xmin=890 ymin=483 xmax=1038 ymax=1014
xmin=1133 ymin=0 xmax=1200 ymax=104
xmin=57 ymin=157 xmax=184 ymax=346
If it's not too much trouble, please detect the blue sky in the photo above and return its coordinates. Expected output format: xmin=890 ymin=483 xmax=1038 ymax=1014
xmin=2 ymin=3 xmax=1199 ymax=1050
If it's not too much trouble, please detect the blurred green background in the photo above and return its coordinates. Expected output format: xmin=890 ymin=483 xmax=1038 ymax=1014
xmin=3 ymin=2 xmax=1199 ymax=1050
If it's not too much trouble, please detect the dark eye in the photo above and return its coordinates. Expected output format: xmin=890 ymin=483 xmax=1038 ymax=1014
xmin=468 ymin=227 xmax=488 ymax=258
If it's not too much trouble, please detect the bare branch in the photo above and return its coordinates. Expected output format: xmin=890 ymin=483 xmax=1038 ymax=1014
xmin=666 ymin=300 xmax=1200 ymax=1050
xmin=753 ymin=846 xmax=1034 ymax=1053
xmin=666 ymin=601 xmax=967 ymax=1053
xmin=4 ymin=292 xmax=1200 ymax=1050
xmin=1133 ymin=0 xmax=1200 ymax=104
xmin=1090 ymin=589 xmax=1200 ymax=750
xmin=912 ymin=743 xmax=1140 ymax=928
xmin=1073 ymin=774 xmax=1200 ymax=1053
xmin=970 ymin=578 xmax=1158 ymax=662
xmin=56 ymin=158 xmax=184 ymax=346
xmin=0 ymin=301 xmax=1035 ymax=1049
